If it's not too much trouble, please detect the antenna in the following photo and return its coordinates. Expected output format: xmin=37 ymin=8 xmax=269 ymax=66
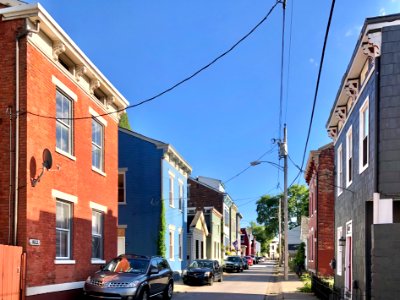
xmin=31 ymin=149 xmax=52 ymax=187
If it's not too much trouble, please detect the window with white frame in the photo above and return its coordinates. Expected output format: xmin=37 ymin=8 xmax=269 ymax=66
xmin=92 ymin=210 xmax=104 ymax=259
xmin=337 ymin=227 xmax=343 ymax=276
xmin=118 ymin=172 xmax=126 ymax=203
xmin=56 ymin=200 xmax=72 ymax=259
xmin=169 ymin=230 xmax=174 ymax=260
xmin=92 ymin=118 xmax=104 ymax=171
xmin=178 ymin=230 xmax=183 ymax=260
xmin=56 ymin=90 xmax=73 ymax=154
xmin=178 ymin=181 xmax=183 ymax=211
xmin=337 ymin=144 xmax=343 ymax=195
xmin=359 ymin=99 xmax=369 ymax=173
xmin=346 ymin=127 xmax=353 ymax=186
xmin=169 ymin=173 xmax=174 ymax=207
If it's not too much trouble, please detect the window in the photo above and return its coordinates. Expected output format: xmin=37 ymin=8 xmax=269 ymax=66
xmin=92 ymin=118 xmax=104 ymax=171
xmin=169 ymin=174 xmax=174 ymax=207
xmin=56 ymin=200 xmax=72 ymax=259
xmin=337 ymin=227 xmax=343 ymax=276
xmin=346 ymin=127 xmax=353 ymax=186
xmin=178 ymin=181 xmax=183 ymax=211
xmin=224 ymin=207 xmax=229 ymax=226
xmin=169 ymin=230 xmax=174 ymax=260
xmin=359 ymin=99 xmax=369 ymax=173
xmin=178 ymin=230 xmax=183 ymax=260
xmin=201 ymin=241 xmax=204 ymax=259
xmin=92 ymin=210 xmax=103 ymax=259
xmin=118 ymin=172 xmax=126 ymax=203
xmin=195 ymin=240 xmax=199 ymax=259
xmin=337 ymin=144 xmax=343 ymax=195
xmin=56 ymin=90 xmax=73 ymax=154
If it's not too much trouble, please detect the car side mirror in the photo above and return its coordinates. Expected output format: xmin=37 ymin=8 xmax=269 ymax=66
xmin=150 ymin=267 xmax=159 ymax=274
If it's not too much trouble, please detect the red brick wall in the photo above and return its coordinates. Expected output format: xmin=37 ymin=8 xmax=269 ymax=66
xmin=0 ymin=16 xmax=119 ymax=292
xmin=188 ymin=178 xmax=224 ymax=214
xmin=0 ymin=16 xmax=24 ymax=245
xmin=316 ymin=146 xmax=335 ymax=277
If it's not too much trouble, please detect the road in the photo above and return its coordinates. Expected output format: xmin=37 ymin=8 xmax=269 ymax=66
xmin=173 ymin=261 xmax=277 ymax=300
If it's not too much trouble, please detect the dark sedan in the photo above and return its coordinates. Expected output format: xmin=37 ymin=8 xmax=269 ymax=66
xmin=182 ymin=260 xmax=223 ymax=286
xmin=223 ymin=256 xmax=244 ymax=272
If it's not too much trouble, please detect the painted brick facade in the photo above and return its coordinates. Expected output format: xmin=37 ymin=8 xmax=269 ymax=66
xmin=0 ymin=3 xmax=128 ymax=299
xmin=305 ymin=143 xmax=334 ymax=277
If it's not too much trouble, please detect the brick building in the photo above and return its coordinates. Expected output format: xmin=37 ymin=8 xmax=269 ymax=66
xmin=188 ymin=176 xmax=240 ymax=257
xmin=0 ymin=2 xmax=128 ymax=299
xmin=304 ymin=143 xmax=334 ymax=277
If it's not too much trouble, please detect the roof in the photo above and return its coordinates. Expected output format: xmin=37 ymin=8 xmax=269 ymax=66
xmin=188 ymin=210 xmax=209 ymax=236
xmin=304 ymin=143 xmax=333 ymax=183
xmin=188 ymin=177 xmax=225 ymax=195
xmin=0 ymin=3 xmax=130 ymax=113
xmin=326 ymin=13 xmax=400 ymax=130
xmin=119 ymin=128 xmax=192 ymax=174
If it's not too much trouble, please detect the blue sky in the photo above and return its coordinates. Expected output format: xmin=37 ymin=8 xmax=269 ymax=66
xmin=28 ymin=0 xmax=400 ymax=226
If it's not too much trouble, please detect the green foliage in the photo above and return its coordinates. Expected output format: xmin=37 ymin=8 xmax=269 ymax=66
xmin=119 ymin=112 xmax=132 ymax=130
xmin=293 ymin=242 xmax=306 ymax=268
xmin=157 ymin=199 xmax=166 ymax=257
xmin=249 ymin=221 xmax=269 ymax=253
xmin=256 ymin=184 xmax=309 ymax=236
xmin=298 ymin=273 xmax=312 ymax=293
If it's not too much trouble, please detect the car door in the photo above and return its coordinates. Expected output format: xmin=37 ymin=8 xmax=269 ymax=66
xmin=157 ymin=258 xmax=170 ymax=291
xmin=148 ymin=258 xmax=163 ymax=295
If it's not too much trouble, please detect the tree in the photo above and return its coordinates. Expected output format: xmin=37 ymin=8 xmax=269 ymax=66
xmin=119 ymin=112 xmax=132 ymax=130
xmin=256 ymin=184 xmax=309 ymax=236
xmin=157 ymin=199 xmax=166 ymax=257
xmin=249 ymin=221 xmax=269 ymax=253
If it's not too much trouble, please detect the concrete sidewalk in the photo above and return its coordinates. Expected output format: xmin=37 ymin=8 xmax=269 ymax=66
xmin=265 ymin=261 xmax=318 ymax=300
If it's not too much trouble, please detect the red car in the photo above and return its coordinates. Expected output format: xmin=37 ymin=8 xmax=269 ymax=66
xmin=244 ymin=256 xmax=253 ymax=266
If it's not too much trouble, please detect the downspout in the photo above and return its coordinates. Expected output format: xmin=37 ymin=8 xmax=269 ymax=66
xmin=374 ymin=57 xmax=380 ymax=194
xmin=316 ymin=166 xmax=319 ymax=276
xmin=13 ymin=19 xmax=40 ymax=246
xmin=7 ymin=107 xmax=13 ymax=245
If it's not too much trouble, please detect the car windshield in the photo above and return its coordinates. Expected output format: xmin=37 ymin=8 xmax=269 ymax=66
xmin=103 ymin=257 xmax=150 ymax=274
xmin=227 ymin=257 xmax=241 ymax=262
xmin=189 ymin=260 xmax=213 ymax=268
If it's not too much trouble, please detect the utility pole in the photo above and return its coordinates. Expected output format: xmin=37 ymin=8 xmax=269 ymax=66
xmin=282 ymin=124 xmax=289 ymax=280
xmin=278 ymin=197 xmax=282 ymax=267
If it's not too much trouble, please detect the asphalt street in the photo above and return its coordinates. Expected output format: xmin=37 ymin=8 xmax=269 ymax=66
xmin=173 ymin=261 xmax=276 ymax=300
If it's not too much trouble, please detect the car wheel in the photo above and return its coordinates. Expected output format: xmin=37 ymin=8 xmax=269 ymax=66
xmin=218 ymin=275 xmax=223 ymax=282
xmin=140 ymin=288 xmax=149 ymax=300
xmin=163 ymin=281 xmax=173 ymax=300
xmin=209 ymin=276 xmax=214 ymax=286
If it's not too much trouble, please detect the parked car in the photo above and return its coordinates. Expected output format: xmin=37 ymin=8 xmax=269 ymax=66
xmin=182 ymin=260 xmax=223 ymax=285
xmin=223 ymin=256 xmax=244 ymax=272
xmin=83 ymin=254 xmax=174 ymax=300
xmin=257 ymin=256 xmax=265 ymax=263
xmin=251 ymin=255 xmax=259 ymax=264
xmin=244 ymin=255 xmax=254 ymax=266
xmin=241 ymin=257 xmax=249 ymax=270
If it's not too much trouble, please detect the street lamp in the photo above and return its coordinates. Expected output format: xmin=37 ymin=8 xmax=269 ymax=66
xmin=250 ymin=160 xmax=283 ymax=171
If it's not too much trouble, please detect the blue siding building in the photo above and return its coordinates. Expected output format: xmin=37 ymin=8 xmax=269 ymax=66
xmin=118 ymin=128 xmax=192 ymax=273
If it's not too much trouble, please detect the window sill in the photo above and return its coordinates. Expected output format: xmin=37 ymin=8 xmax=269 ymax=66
xmin=169 ymin=258 xmax=175 ymax=262
xmin=359 ymin=163 xmax=368 ymax=175
xmin=92 ymin=166 xmax=106 ymax=177
xmin=91 ymin=259 xmax=106 ymax=264
xmin=56 ymin=148 xmax=76 ymax=161
xmin=54 ymin=259 xmax=76 ymax=265
xmin=118 ymin=202 xmax=127 ymax=205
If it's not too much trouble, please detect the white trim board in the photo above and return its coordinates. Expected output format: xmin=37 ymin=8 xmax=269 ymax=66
xmin=26 ymin=281 xmax=84 ymax=296
xmin=51 ymin=189 xmax=78 ymax=203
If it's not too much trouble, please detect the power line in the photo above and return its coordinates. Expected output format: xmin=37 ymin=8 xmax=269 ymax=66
xmin=298 ymin=0 xmax=336 ymax=174
xmin=23 ymin=1 xmax=281 ymax=121
xmin=284 ymin=0 xmax=294 ymax=124
xmin=223 ymin=145 xmax=277 ymax=184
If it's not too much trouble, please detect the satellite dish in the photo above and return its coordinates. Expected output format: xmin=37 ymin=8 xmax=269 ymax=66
xmin=43 ymin=148 xmax=52 ymax=170
xmin=31 ymin=149 xmax=53 ymax=187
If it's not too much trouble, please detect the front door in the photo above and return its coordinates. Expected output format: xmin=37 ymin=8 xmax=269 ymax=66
xmin=344 ymin=221 xmax=352 ymax=299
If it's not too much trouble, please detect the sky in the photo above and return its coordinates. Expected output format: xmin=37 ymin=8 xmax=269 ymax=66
xmin=26 ymin=0 xmax=400 ymax=226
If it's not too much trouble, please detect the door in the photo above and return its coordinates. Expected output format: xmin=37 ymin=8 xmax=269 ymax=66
xmin=344 ymin=222 xmax=352 ymax=299
xmin=148 ymin=259 xmax=163 ymax=295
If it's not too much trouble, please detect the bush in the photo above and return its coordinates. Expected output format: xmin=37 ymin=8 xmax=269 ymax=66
xmin=298 ymin=273 xmax=312 ymax=293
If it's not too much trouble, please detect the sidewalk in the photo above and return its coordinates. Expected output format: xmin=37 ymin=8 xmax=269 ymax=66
xmin=265 ymin=261 xmax=318 ymax=300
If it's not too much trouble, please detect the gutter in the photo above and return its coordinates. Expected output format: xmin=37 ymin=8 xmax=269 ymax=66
xmin=13 ymin=19 xmax=40 ymax=246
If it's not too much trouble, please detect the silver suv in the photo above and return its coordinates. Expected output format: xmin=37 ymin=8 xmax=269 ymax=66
xmin=83 ymin=254 xmax=173 ymax=300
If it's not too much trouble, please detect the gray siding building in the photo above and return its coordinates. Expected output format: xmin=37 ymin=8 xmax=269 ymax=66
xmin=326 ymin=14 xmax=400 ymax=300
